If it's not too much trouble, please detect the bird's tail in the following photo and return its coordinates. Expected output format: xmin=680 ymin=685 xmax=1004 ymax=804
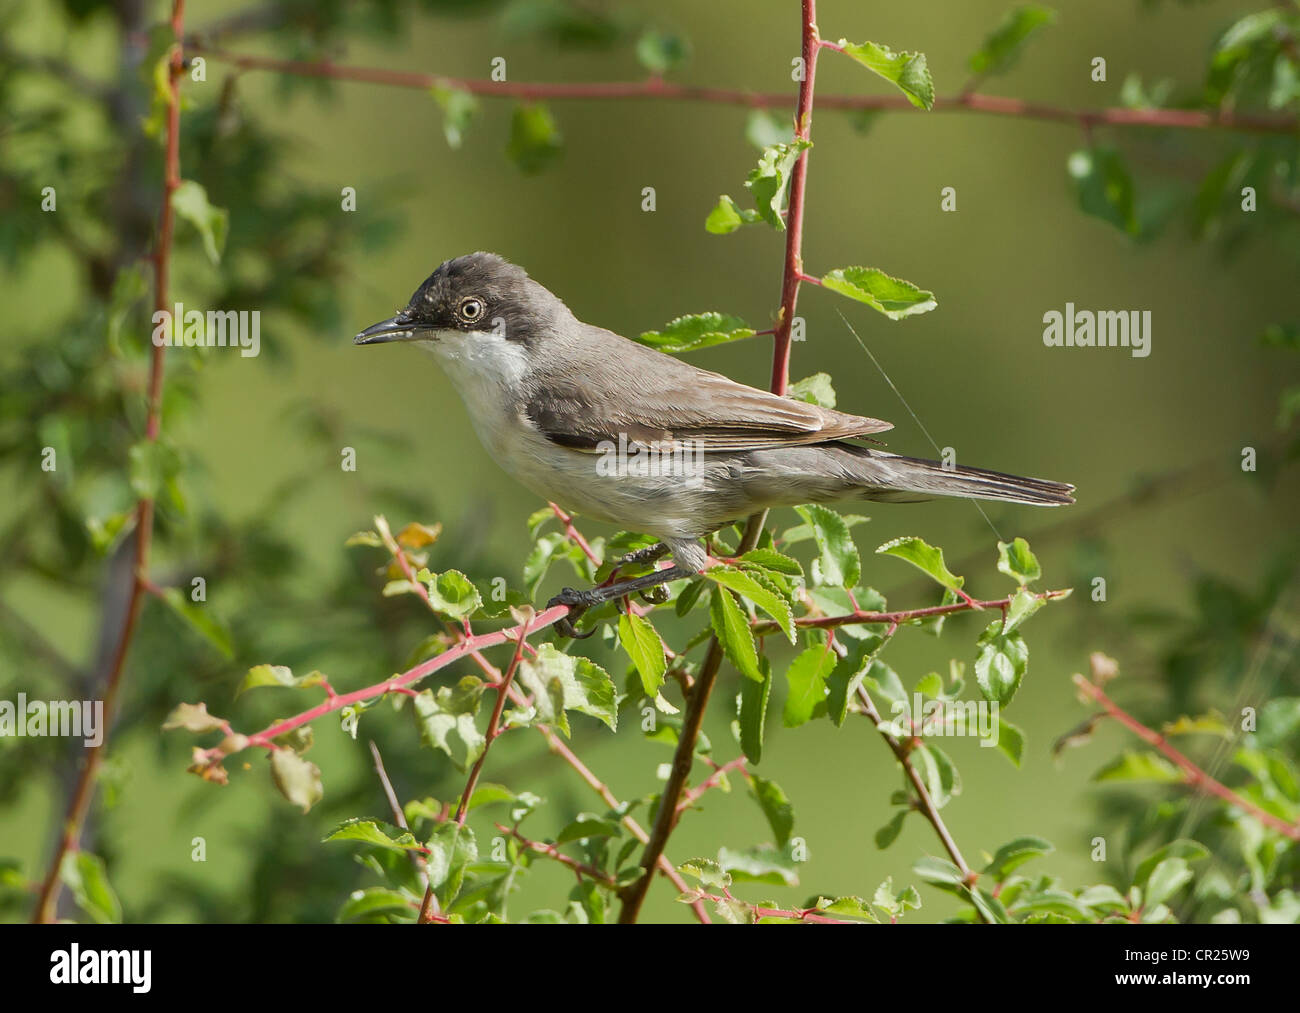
xmin=842 ymin=448 xmax=1075 ymax=506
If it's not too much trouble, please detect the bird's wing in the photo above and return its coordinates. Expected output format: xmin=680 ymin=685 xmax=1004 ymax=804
xmin=524 ymin=330 xmax=893 ymax=454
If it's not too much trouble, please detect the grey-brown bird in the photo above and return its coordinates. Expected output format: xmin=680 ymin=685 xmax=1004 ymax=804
xmin=356 ymin=253 xmax=1073 ymax=626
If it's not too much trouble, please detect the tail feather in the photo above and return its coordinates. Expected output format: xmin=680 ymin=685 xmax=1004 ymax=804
xmin=848 ymin=449 xmax=1075 ymax=506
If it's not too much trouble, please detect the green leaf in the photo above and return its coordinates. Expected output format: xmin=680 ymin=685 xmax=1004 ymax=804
xmin=818 ymin=895 xmax=880 ymax=922
xmin=237 ymin=663 xmax=327 ymax=697
xmin=1001 ymin=587 xmax=1044 ymax=635
xmin=795 ymin=504 xmax=862 ymax=589
xmin=618 ymin=612 xmax=667 ymax=695
xmin=324 ymin=818 xmax=424 ymax=852
xmin=875 ymin=810 xmax=907 ymax=849
xmin=913 ymin=856 xmax=966 ymax=890
xmin=744 ymin=109 xmax=789 ymax=150
xmin=876 ymin=536 xmax=964 ymax=593
xmin=783 ymin=637 xmax=837 ymax=727
xmin=717 ymin=845 xmax=798 ymax=887
xmin=873 ymin=878 xmax=922 ymax=919
xmin=636 ymin=29 xmax=689 ymax=73
xmin=738 ymin=548 xmax=804 ymax=578
xmin=150 ymin=585 xmax=233 ymax=657
xmin=414 ymin=679 xmax=487 ymax=768
xmin=711 ymin=586 xmax=763 ymax=681
xmin=679 ymin=858 xmax=731 ymax=890
xmin=127 ymin=438 xmax=181 ymax=500
xmin=555 ymin=814 xmax=622 ymax=844
xmin=706 ymin=566 xmax=796 ymax=642
xmin=162 ymin=701 xmax=226 ymax=734
xmin=996 ymin=717 xmax=1025 ymax=767
xmin=1068 ymin=146 xmax=1139 ymax=237
xmin=787 ymin=372 xmax=836 ymax=409
xmin=270 ymin=748 xmax=324 ymax=813
xmin=914 ymin=742 xmax=961 ymax=809
xmin=426 ymin=823 xmax=477 ymax=906
xmin=1133 ymin=840 xmax=1209 ymax=889
xmin=60 ymin=852 xmax=121 ymax=924
xmin=747 ymin=775 xmax=794 ymax=847
xmin=336 ymin=886 xmax=416 ymax=923
xmin=826 ymin=634 xmax=885 ymax=726
xmin=974 ymin=620 xmax=1029 ymax=707
xmin=432 ymin=85 xmax=478 ymax=149
xmin=423 ymin=569 xmax=482 ymax=619
xmin=507 ymin=103 xmax=563 ymax=174
xmin=705 ymin=194 xmax=762 ymax=234
xmin=743 ymin=140 xmax=812 ymax=230
xmin=821 ymin=267 xmax=937 ymax=319
xmin=1092 ymin=750 xmax=1185 ymax=784
xmin=1144 ymin=857 xmax=1193 ymax=909
xmin=171 ymin=180 xmax=229 ymax=264
xmin=737 ymin=658 xmax=773 ymax=763
xmin=637 ymin=312 xmax=755 ymax=353
xmin=997 ymin=537 xmax=1041 ymax=585
xmin=838 ymin=40 xmax=935 ymax=110
xmin=527 ymin=644 xmax=619 ymax=732
xmin=968 ymin=5 xmax=1056 ymax=77
xmin=983 ymin=835 xmax=1054 ymax=881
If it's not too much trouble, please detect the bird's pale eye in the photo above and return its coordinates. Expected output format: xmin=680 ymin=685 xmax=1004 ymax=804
xmin=457 ymin=296 xmax=486 ymax=324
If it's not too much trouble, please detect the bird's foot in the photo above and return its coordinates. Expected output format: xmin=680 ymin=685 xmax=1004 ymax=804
xmin=546 ymin=586 xmax=603 ymax=639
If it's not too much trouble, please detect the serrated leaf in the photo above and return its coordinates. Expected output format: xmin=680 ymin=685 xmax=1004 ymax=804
xmin=1002 ymin=587 xmax=1044 ymax=634
xmin=839 ymin=40 xmax=935 ymax=110
xmin=738 ymin=658 xmax=773 ymax=763
xmin=743 ymin=140 xmax=812 ymax=230
xmin=679 ymin=857 xmax=731 ymax=889
xmin=324 ymin=818 xmax=424 ymax=852
xmin=783 ymin=637 xmax=837 ymax=727
xmin=974 ymin=620 xmax=1028 ymax=707
xmin=705 ymin=194 xmax=763 ymax=234
xmin=637 ymin=312 xmax=755 ymax=353
xmin=706 ymin=565 xmax=796 ymax=642
xmin=414 ymin=680 xmax=487 ymax=768
xmin=423 ymin=569 xmax=482 ymax=619
xmin=876 ymin=536 xmax=963 ymax=592
xmin=997 ymin=537 xmax=1041 ymax=585
xmin=795 ymin=504 xmax=862 ymax=589
xmin=618 ymin=612 xmax=667 ymax=695
xmin=237 ymin=663 xmax=327 ymax=697
xmin=996 ymin=717 xmax=1025 ymax=767
xmin=787 ymin=372 xmax=837 ymax=408
xmin=821 ymin=267 xmax=937 ymax=319
xmin=711 ymin=585 xmax=763 ymax=681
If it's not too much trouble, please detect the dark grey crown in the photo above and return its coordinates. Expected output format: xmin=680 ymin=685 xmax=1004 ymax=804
xmin=402 ymin=252 xmax=573 ymax=345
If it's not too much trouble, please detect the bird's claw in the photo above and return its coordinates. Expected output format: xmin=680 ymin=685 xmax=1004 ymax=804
xmin=638 ymin=584 xmax=670 ymax=605
xmin=547 ymin=587 xmax=600 ymax=639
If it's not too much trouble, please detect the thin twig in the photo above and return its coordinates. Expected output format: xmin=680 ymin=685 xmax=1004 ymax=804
xmin=189 ymin=46 xmax=1300 ymax=136
xmin=1074 ymin=674 xmax=1300 ymax=842
xmin=31 ymin=0 xmax=187 ymax=925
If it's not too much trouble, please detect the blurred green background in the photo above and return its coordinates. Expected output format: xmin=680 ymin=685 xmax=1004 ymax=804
xmin=1 ymin=0 xmax=1297 ymax=923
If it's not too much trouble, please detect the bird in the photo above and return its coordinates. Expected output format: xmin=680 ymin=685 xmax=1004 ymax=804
xmin=355 ymin=252 xmax=1073 ymax=632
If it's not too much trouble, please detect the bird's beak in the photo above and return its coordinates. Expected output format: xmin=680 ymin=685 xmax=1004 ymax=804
xmin=353 ymin=313 xmax=424 ymax=345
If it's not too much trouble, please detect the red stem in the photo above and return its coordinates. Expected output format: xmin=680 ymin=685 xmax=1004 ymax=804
xmin=769 ymin=0 xmax=819 ymax=395
xmin=1074 ymin=675 xmax=1300 ymax=842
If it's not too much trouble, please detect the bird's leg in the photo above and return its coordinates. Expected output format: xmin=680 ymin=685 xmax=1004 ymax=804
xmin=547 ymin=564 xmax=695 ymax=638
xmin=617 ymin=542 xmax=670 ymax=568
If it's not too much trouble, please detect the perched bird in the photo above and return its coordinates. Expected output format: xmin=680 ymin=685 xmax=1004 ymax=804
xmin=356 ymin=252 xmax=1073 ymax=628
